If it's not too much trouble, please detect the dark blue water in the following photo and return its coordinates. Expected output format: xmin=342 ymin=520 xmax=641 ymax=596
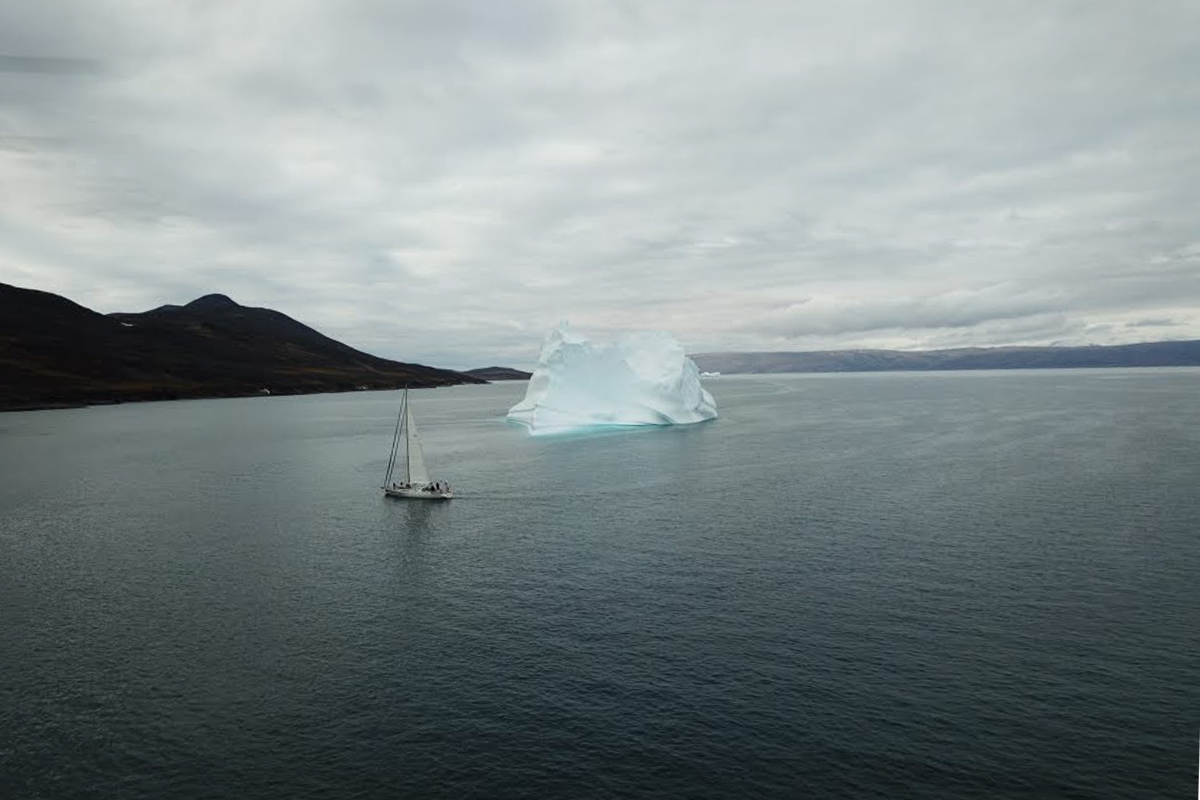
xmin=1 ymin=370 xmax=1197 ymax=799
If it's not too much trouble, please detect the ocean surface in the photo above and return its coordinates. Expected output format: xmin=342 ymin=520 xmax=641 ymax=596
xmin=1 ymin=370 xmax=1196 ymax=799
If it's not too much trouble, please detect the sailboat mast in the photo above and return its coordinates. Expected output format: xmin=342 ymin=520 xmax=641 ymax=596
xmin=404 ymin=386 xmax=412 ymax=485
xmin=383 ymin=389 xmax=405 ymax=487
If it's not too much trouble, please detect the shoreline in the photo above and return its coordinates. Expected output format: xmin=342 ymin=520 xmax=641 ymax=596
xmin=0 ymin=381 xmax=483 ymax=414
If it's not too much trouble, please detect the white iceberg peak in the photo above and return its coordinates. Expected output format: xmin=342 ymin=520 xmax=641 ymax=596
xmin=507 ymin=322 xmax=718 ymax=434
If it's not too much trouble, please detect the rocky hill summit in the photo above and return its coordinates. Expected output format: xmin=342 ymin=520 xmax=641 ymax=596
xmin=0 ymin=283 xmax=483 ymax=411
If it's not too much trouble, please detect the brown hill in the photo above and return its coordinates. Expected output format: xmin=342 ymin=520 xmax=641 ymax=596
xmin=462 ymin=366 xmax=532 ymax=381
xmin=0 ymin=283 xmax=483 ymax=411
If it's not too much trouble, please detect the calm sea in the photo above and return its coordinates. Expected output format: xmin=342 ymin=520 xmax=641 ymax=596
xmin=1 ymin=370 xmax=1197 ymax=799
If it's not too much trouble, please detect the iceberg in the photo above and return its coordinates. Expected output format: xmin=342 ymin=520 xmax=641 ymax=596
xmin=507 ymin=323 xmax=718 ymax=434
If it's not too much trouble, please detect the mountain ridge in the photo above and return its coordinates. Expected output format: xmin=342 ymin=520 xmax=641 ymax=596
xmin=0 ymin=282 xmax=484 ymax=412
xmin=462 ymin=366 xmax=532 ymax=381
xmin=692 ymin=340 xmax=1200 ymax=374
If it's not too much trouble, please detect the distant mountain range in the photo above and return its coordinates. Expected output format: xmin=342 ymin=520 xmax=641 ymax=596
xmin=6 ymin=281 xmax=1196 ymax=411
xmin=692 ymin=340 xmax=1200 ymax=374
xmin=0 ymin=283 xmax=483 ymax=411
xmin=462 ymin=366 xmax=533 ymax=381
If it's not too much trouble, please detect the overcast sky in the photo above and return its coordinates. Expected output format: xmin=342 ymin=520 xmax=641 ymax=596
xmin=2 ymin=1 xmax=1198 ymax=369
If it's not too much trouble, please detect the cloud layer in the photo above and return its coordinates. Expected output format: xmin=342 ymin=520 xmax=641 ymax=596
xmin=2 ymin=1 xmax=1198 ymax=368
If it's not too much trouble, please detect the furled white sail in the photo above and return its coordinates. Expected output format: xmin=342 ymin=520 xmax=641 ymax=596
xmin=404 ymin=398 xmax=431 ymax=485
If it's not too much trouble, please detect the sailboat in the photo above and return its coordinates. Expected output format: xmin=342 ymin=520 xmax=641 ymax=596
xmin=382 ymin=387 xmax=453 ymax=500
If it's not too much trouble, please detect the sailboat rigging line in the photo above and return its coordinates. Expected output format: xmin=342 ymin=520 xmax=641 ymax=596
xmin=383 ymin=389 xmax=405 ymax=487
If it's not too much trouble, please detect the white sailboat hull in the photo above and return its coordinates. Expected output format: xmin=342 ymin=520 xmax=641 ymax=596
xmin=383 ymin=486 xmax=453 ymax=500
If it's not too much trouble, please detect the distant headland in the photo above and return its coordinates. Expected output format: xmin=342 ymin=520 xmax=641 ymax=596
xmin=462 ymin=366 xmax=533 ymax=381
xmin=692 ymin=341 xmax=1200 ymax=375
xmin=0 ymin=283 xmax=484 ymax=412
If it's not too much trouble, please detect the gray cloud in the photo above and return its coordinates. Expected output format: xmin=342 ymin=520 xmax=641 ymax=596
xmin=1128 ymin=318 xmax=1186 ymax=329
xmin=0 ymin=55 xmax=103 ymax=75
xmin=1 ymin=1 xmax=1198 ymax=368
